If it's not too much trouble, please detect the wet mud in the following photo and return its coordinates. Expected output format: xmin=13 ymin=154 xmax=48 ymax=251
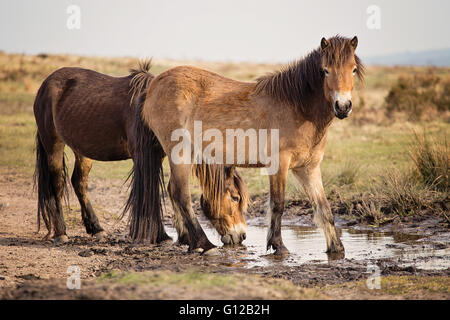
xmin=0 ymin=172 xmax=448 ymax=299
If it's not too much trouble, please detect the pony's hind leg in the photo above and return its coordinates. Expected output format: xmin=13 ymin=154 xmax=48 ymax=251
xmin=168 ymin=163 xmax=215 ymax=253
xmin=71 ymin=153 xmax=105 ymax=239
xmin=292 ymin=166 xmax=344 ymax=254
xmin=35 ymin=133 xmax=69 ymax=244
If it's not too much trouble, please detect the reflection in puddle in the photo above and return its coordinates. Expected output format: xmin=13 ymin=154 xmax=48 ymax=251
xmin=165 ymin=222 xmax=450 ymax=271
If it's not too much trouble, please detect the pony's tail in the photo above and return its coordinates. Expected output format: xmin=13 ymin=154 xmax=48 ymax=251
xmin=123 ymin=102 xmax=170 ymax=243
xmin=33 ymin=132 xmax=69 ymax=237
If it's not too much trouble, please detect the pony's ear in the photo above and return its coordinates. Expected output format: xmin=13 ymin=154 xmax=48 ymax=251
xmin=350 ymin=36 xmax=358 ymax=49
xmin=320 ymin=37 xmax=329 ymax=50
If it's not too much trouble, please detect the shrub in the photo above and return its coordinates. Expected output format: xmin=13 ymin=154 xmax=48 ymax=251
xmin=435 ymin=80 xmax=450 ymax=112
xmin=384 ymin=71 xmax=450 ymax=120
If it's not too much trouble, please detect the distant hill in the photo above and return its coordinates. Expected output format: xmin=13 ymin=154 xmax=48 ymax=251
xmin=363 ymin=48 xmax=450 ymax=67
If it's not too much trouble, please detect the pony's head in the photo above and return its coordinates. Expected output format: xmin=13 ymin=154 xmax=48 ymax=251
xmin=195 ymin=165 xmax=248 ymax=245
xmin=320 ymin=36 xmax=364 ymax=119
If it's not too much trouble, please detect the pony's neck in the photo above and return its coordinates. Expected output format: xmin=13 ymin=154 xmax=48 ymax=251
xmin=254 ymin=48 xmax=334 ymax=131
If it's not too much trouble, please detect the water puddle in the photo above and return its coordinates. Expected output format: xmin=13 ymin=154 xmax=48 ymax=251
xmin=165 ymin=221 xmax=450 ymax=271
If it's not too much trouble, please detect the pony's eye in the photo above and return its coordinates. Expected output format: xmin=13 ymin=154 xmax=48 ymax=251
xmin=323 ymin=68 xmax=329 ymax=76
xmin=231 ymin=195 xmax=240 ymax=203
xmin=352 ymin=67 xmax=357 ymax=74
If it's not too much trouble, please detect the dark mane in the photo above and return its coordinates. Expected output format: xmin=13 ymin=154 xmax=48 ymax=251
xmin=129 ymin=59 xmax=154 ymax=105
xmin=254 ymin=36 xmax=364 ymax=122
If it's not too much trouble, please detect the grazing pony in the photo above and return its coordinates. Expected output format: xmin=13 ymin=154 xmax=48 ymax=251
xmin=129 ymin=36 xmax=364 ymax=254
xmin=33 ymin=62 xmax=248 ymax=245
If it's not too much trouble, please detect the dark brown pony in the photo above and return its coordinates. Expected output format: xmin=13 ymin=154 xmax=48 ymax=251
xmin=129 ymin=35 xmax=364 ymax=255
xmin=33 ymin=61 xmax=248 ymax=245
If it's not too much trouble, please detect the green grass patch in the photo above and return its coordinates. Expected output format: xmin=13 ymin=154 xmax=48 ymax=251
xmin=96 ymin=269 xmax=327 ymax=299
xmin=99 ymin=270 xmax=237 ymax=289
xmin=325 ymin=275 xmax=450 ymax=298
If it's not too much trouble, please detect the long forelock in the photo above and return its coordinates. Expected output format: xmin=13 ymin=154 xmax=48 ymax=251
xmin=195 ymin=164 xmax=249 ymax=223
xmin=193 ymin=163 xmax=225 ymax=219
xmin=322 ymin=36 xmax=365 ymax=81
xmin=254 ymin=36 xmax=364 ymax=115
xmin=233 ymin=170 xmax=249 ymax=214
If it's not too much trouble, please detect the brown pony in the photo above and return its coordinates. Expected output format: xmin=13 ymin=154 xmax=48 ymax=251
xmin=33 ymin=61 xmax=248 ymax=245
xmin=129 ymin=35 xmax=364 ymax=254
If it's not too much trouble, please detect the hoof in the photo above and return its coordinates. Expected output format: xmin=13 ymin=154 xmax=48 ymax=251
xmin=274 ymin=245 xmax=290 ymax=256
xmin=175 ymin=234 xmax=189 ymax=246
xmin=158 ymin=233 xmax=173 ymax=245
xmin=327 ymin=241 xmax=345 ymax=254
xmin=54 ymin=235 xmax=69 ymax=245
xmin=159 ymin=238 xmax=173 ymax=246
xmin=267 ymin=239 xmax=289 ymax=256
xmin=189 ymin=243 xmax=216 ymax=253
xmin=327 ymin=251 xmax=345 ymax=261
xmin=202 ymin=247 xmax=220 ymax=256
xmin=175 ymin=240 xmax=188 ymax=247
xmin=93 ymin=231 xmax=107 ymax=240
xmin=42 ymin=232 xmax=51 ymax=242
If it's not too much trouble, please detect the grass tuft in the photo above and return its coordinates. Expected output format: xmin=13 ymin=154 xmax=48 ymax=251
xmin=409 ymin=132 xmax=449 ymax=192
xmin=379 ymin=171 xmax=431 ymax=216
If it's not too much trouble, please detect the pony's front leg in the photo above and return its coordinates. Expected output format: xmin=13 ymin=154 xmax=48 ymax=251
xmin=266 ymin=157 xmax=290 ymax=255
xmin=168 ymin=163 xmax=216 ymax=253
xmin=292 ymin=166 xmax=344 ymax=254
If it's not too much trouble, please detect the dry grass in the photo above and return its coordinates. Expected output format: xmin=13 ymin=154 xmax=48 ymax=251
xmin=324 ymin=275 xmax=450 ymax=299
xmin=341 ymin=167 xmax=447 ymax=224
xmin=384 ymin=70 xmax=450 ymax=121
xmin=409 ymin=132 xmax=449 ymax=192
xmin=334 ymin=134 xmax=449 ymax=222
xmin=0 ymin=52 xmax=449 ymax=219
xmin=379 ymin=170 xmax=434 ymax=216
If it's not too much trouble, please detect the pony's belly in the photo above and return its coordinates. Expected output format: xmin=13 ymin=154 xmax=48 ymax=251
xmin=62 ymin=133 xmax=131 ymax=161
xmin=78 ymin=145 xmax=131 ymax=161
xmin=235 ymin=163 xmax=266 ymax=169
xmin=54 ymin=110 xmax=132 ymax=161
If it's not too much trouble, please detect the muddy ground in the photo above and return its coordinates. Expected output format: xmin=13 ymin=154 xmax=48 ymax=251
xmin=0 ymin=169 xmax=449 ymax=299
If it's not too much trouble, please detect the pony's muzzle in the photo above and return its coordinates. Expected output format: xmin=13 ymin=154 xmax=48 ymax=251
xmin=334 ymin=100 xmax=352 ymax=119
xmin=221 ymin=232 xmax=246 ymax=245
xmin=221 ymin=223 xmax=247 ymax=245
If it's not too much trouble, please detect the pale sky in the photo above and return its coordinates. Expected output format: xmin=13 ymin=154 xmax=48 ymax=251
xmin=1 ymin=0 xmax=449 ymax=62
